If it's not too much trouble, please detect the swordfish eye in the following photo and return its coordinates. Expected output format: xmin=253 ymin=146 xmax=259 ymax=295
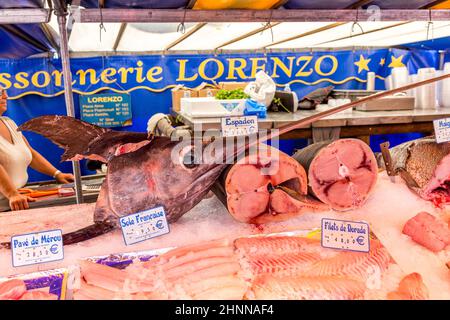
xmin=179 ymin=145 xmax=199 ymax=169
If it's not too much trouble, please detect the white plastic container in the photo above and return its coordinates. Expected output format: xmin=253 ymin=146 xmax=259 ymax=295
xmin=384 ymin=75 xmax=394 ymax=90
xmin=366 ymin=72 xmax=375 ymax=91
xmin=409 ymin=74 xmax=419 ymax=108
xmin=416 ymin=67 xmax=437 ymax=109
xmin=180 ymin=97 xmax=246 ymax=118
xmin=391 ymin=66 xmax=410 ymax=90
xmin=439 ymin=62 xmax=450 ymax=108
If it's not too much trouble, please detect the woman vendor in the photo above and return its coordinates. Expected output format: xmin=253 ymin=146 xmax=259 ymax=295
xmin=0 ymin=88 xmax=74 ymax=211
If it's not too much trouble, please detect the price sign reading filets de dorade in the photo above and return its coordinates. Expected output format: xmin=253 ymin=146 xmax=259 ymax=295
xmin=120 ymin=206 xmax=170 ymax=246
xmin=221 ymin=116 xmax=258 ymax=137
xmin=433 ymin=117 xmax=450 ymax=144
xmin=11 ymin=230 xmax=64 ymax=267
xmin=321 ymin=218 xmax=370 ymax=253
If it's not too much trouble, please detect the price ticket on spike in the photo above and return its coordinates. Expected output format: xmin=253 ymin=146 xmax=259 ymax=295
xmin=11 ymin=230 xmax=64 ymax=267
xmin=433 ymin=117 xmax=450 ymax=143
xmin=321 ymin=218 xmax=370 ymax=253
xmin=119 ymin=206 xmax=170 ymax=246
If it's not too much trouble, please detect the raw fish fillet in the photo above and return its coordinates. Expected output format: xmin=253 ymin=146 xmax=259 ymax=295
xmin=75 ymin=235 xmax=396 ymax=300
xmin=77 ymin=238 xmax=246 ymax=300
xmin=79 ymin=260 xmax=156 ymax=293
xmin=19 ymin=291 xmax=58 ymax=300
xmin=240 ymin=252 xmax=322 ymax=277
xmin=301 ymin=240 xmax=391 ymax=283
xmin=74 ymin=280 xmax=166 ymax=300
xmin=293 ymin=139 xmax=378 ymax=211
xmin=250 ymin=275 xmax=366 ymax=300
xmin=387 ymin=273 xmax=429 ymax=300
xmin=0 ymin=279 xmax=27 ymax=300
xmin=234 ymin=236 xmax=325 ymax=256
xmin=402 ymin=212 xmax=450 ymax=252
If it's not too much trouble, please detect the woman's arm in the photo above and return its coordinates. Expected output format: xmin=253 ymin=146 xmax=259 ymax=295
xmin=0 ymin=163 xmax=35 ymax=210
xmin=23 ymin=137 xmax=74 ymax=184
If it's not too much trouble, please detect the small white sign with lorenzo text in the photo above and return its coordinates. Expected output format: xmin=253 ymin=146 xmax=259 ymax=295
xmin=11 ymin=230 xmax=64 ymax=267
xmin=321 ymin=218 xmax=370 ymax=253
xmin=119 ymin=206 xmax=170 ymax=246
xmin=434 ymin=117 xmax=450 ymax=143
xmin=221 ymin=116 xmax=258 ymax=137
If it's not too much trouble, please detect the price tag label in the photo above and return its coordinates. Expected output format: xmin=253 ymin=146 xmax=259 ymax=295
xmin=321 ymin=218 xmax=369 ymax=253
xmin=120 ymin=206 xmax=170 ymax=246
xmin=433 ymin=117 xmax=450 ymax=143
xmin=221 ymin=116 xmax=258 ymax=137
xmin=11 ymin=230 xmax=64 ymax=267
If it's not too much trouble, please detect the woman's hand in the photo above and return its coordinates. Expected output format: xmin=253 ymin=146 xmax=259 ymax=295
xmin=9 ymin=193 xmax=36 ymax=211
xmin=55 ymin=172 xmax=74 ymax=184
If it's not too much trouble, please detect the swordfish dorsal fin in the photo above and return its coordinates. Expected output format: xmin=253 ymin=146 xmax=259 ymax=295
xmin=18 ymin=115 xmax=150 ymax=163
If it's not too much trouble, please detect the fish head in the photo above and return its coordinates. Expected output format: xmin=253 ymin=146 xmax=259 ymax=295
xmin=99 ymin=136 xmax=228 ymax=223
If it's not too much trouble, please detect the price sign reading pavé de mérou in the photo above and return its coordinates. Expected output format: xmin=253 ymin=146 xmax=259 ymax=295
xmin=321 ymin=218 xmax=370 ymax=253
xmin=120 ymin=206 xmax=170 ymax=246
xmin=433 ymin=117 xmax=450 ymax=143
xmin=11 ymin=230 xmax=64 ymax=267
xmin=80 ymin=93 xmax=132 ymax=128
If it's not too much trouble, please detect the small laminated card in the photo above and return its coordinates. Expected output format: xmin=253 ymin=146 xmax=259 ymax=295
xmin=11 ymin=230 xmax=64 ymax=267
xmin=434 ymin=117 xmax=450 ymax=144
xmin=120 ymin=206 xmax=170 ymax=246
xmin=321 ymin=218 xmax=370 ymax=253
xmin=221 ymin=116 xmax=258 ymax=137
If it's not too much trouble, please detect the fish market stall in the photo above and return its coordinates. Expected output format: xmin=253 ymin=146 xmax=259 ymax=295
xmin=175 ymin=107 xmax=450 ymax=143
xmin=1 ymin=0 xmax=450 ymax=302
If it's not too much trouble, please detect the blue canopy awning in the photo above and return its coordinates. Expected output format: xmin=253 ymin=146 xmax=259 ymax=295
xmin=1 ymin=0 xmax=43 ymax=9
xmin=401 ymin=36 xmax=450 ymax=51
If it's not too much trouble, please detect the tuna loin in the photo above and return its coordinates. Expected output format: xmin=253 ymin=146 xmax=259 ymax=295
xmin=212 ymin=145 xmax=329 ymax=224
xmin=293 ymin=139 xmax=378 ymax=211
xmin=384 ymin=137 xmax=450 ymax=206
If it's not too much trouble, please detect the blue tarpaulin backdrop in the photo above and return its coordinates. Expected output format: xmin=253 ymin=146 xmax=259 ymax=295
xmin=0 ymin=48 xmax=441 ymax=181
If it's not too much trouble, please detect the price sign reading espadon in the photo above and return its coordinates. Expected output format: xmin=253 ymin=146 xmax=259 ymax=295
xmin=321 ymin=218 xmax=370 ymax=253
xmin=221 ymin=116 xmax=258 ymax=137
xmin=11 ymin=230 xmax=64 ymax=267
xmin=119 ymin=206 xmax=170 ymax=246
xmin=433 ymin=117 xmax=450 ymax=144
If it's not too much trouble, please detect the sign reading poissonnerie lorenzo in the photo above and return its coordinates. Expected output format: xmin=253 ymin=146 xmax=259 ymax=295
xmin=221 ymin=115 xmax=258 ymax=137
xmin=80 ymin=93 xmax=132 ymax=128
xmin=321 ymin=218 xmax=370 ymax=253
xmin=120 ymin=206 xmax=170 ymax=246
xmin=11 ymin=230 xmax=64 ymax=267
xmin=433 ymin=117 xmax=450 ymax=144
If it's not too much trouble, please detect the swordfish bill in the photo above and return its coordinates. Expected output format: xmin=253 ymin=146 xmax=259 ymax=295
xmin=7 ymin=72 xmax=450 ymax=246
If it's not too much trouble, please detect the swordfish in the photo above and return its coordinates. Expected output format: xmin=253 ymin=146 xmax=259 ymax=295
xmin=16 ymin=115 xmax=228 ymax=244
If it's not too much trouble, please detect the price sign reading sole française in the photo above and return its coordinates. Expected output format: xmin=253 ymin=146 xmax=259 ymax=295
xmin=321 ymin=218 xmax=370 ymax=253
xmin=120 ymin=206 xmax=170 ymax=246
xmin=11 ymin=230 xmax=64 ymax=267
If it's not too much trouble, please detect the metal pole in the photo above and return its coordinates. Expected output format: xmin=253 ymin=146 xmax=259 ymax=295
xmin=56 ymin=12 xmax=83 ymax=204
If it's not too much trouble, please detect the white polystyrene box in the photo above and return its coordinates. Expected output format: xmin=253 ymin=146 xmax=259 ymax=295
xmin=180 ymin=97 xmax=246 ymax=118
